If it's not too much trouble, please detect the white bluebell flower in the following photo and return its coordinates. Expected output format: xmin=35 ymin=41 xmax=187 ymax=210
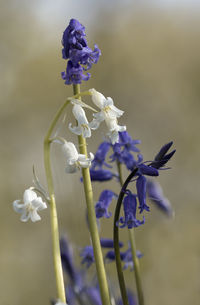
xmin=69 ymin=100 xmax=91 ymax=138
xmin=89 ymin=89 xmax=126 ymax=144
xmin=13 ymin=189 xmax=47 ymax=222
xmin=62 ymin=141 xmax=94 ymax=173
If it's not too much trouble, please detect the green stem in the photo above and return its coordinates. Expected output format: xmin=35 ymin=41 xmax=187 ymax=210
xmin=116 ymin=163 xmax=145 ymax=305
xmin=128 ymin=229 xmax=144 ymax=305
xmin=73 ymin=84 xmax=111 ymax=305
xmin=44 ymin=139 xmax=66 ymax=302
xmin=43 ymin=99 xmax=74 ymax=302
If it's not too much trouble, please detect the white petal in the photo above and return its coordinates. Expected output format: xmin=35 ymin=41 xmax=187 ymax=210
xmin=30 ymin=210 xmax=41 ymax=222
xmin=108 ymin=130 xmax=119 ymax=144
xmin=79 ymin=160 xmax=92 ymax=168
xmin=62 ymin=142 xmax=79 ymax=160
xmin=82 ymin=125 xmax=91 ymax=138
xmin=13 ymin=200 xmax=24 ymax=213
xmin=20 ymin=210 xmax=29 ymax=222
xmin=23 ymin=189 xmax=37 ymax=204
xmin=89 ymin=119 xmax=100 ymax=130
xmin=32 ymin=198 xmax=47 ymax=211
xmin=69 ymin=123 xmax=82 ymax=135
xmin=109 ymin=104 xmax=124 ymax=118
xmin=72 ymin=104 xmax=89 ymax=125
xmin=89 ymin=88 xmax=106 ymax=109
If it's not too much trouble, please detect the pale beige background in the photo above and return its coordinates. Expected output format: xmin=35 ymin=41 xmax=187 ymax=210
xmin=0 ymin=1 xmax=200 ymax=305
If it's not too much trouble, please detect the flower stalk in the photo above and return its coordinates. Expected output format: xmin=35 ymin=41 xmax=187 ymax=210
xmin=114 ymin=163 xmax=145 ymax=305
xmin=73 ymin=84 xmax=111 ymax=305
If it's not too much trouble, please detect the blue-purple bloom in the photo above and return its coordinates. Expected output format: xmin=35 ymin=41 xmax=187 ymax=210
xmin=146 ymin=180 xmax=174 ymax=217
xmin=100 ymin=238 xmax=123 ymax=248
xmin=61 ymin=18 xmax=101 ymax=84
xmin=91 ymin=142 xmax=111 ymax=170
xmin=150 ymin=141 xmax=176 ymax=169
xmin=80 ymin=246 xmax=94 ymax=268
xmin=89 ymin=168 xmax=114 ymax=182
xmin=83 ymin=286 xmax=102 ymax=305
xmin=123 ymin=248 xmax=143 ymax=270
xmin=118 ymin=191 xmax=145 ymax=228
xmin=95 ymin=190 xmax=117 ymax=218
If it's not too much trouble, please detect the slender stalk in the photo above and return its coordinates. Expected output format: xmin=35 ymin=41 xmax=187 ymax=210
xmin=113 ymin=168 xmax=138 ymax=305
xmin=73 ymin=84 xmax=111 ymax=305
xmin=115 ymin=163 xmax=145 ymax=305
xmin=128 ymin=229 xmax=144 ymax=305
xmin=44 ymin=139 xmax=66 ymax=302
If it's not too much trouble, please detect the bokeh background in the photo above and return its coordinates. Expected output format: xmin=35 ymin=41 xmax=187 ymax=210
xmin=1 ymin=1 xmax=200 ymax=305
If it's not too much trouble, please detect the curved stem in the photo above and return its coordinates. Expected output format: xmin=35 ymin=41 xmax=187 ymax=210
xmin=44 ymin=139 xmax=66 ymax=302
xmin=116 ymin=163 xmax=145 ymax=305
xmin=113 ymin=168 xmax=138 ymax=305
xmin=73 ymin=84 xmax=111 ymax=305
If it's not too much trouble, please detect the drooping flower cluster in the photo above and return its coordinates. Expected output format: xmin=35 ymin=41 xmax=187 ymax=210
xmin=61 ymin=19 xmax=101 ymax=85
xmin=89 ymin=131 xmax=175 ymax=227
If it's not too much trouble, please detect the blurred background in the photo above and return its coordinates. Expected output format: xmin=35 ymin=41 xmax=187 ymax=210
xmin=1 ymin=0 xmax=200 ymax=304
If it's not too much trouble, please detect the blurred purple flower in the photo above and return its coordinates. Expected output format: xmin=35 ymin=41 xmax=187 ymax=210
xmin=95 ymin=190 xmax=117 ymax=219
xmin=146 ymin=180 xmax=174 ymax=217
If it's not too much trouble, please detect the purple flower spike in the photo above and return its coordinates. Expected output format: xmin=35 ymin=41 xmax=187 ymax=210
xmin=146 ymin=180 xmax=174 ymax=217
xmin=62 ymin=18 xmax=101 ymax=84
xmin=136 ymin=175 xmax=150 ymax=213
xmin=95 ymin=190 xmax=117 ymax=218
xmin=80 ymin=246 xmax=94 ymax=268
xmin=100 ymin=238 xmax=123 ymax=248
xmin=118 ymin=191 xmax=145 ymax=228
xmin=105 ymin=250 xmax=126 ymax=262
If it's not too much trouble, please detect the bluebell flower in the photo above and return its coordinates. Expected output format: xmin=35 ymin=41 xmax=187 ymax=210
xmin=89 ymin=168 xmax=115 ymax=182
xmin=91 ymin=142 xmax=111 ymax=170
xmin=80 ymin=246 xmax=94 ymax=268
xmin=62 ymin=19 xmax=87 ymax=59
xmin=146 ymin=180 xmax=174 ymax=217
xmin=122 ymin=248 xmax=143 ymax=270
xmin=62 ymin=19 xmax=101 ymax=84
xmin=136 ymin=175 xmax=150 ymax=213
xmin=150 ymin=141 xmax=176 ymax=169
xmin=117 ymin=290 xmax=136 ymax=305
xmin=100 ymin=238 xmax=123 ymax=248
xmin=118 ymin=191 xmax=145 ymax=228
xmin=105 ymin=250 xmax=126 ymax=262
xmin=61 ymin=61 xmax=90 ymax=85
xmin=69 ymin=45 xmax=101 ymax=71
xmin=95 ymin=190 xmax=117 ymax=218
xmin=119 ymin=131 xmax=141 ymax=153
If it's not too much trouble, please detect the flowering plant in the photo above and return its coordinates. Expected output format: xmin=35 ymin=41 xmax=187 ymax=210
xmin=12 ymin=18 xmax=175 ymax=305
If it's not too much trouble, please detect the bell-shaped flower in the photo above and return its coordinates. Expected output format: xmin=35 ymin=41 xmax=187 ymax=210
xmin=80 ymin=245 xmax=94 ymax=268
xmin=13 ymin=189 xmax=47 ymax=222
xmin=69 ymin=101 xmax=91 ymax=138
xmin=146 ymin=180 xmax=174 ymax=217
xmin=95 ymin=189 xmax=117 ymax=219
xmin=118 ymin=191 xmax=145 ymax=228
xmin=89 ymin=89 xmax=126 ymax=144
xmin=62 ymin=141 xmax=94 ymax=173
